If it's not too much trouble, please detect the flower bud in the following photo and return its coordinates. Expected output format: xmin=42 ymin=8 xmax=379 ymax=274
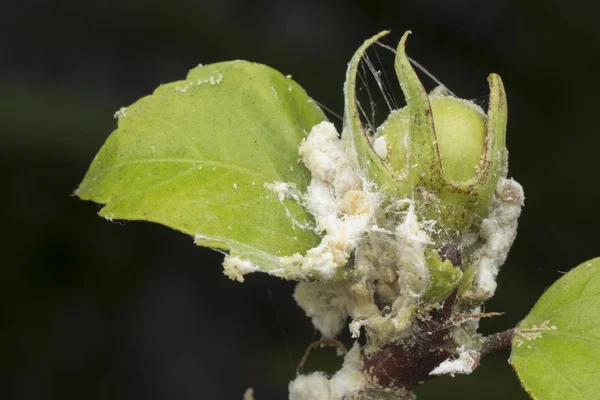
xmin=343 ymin=31 xmax=508 ymax=242
xmin=376 ymin=95 xmax=488 ymax=183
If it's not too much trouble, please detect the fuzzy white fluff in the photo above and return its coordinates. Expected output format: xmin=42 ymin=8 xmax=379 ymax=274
xmin=473 ymin=178 xmax=524 ymax=298
xmin=222 ymin=255 xmax=260 ymax=282
xmin=279 ymin=122 xmax=377 ymax=279
xmin=430 ymin=346 xmax=480 ymax=376
xmin=288 ymin=343 xmax=365 ymax=400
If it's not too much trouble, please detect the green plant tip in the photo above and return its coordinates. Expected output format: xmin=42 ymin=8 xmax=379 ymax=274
xmin=344 ymin=30 xmax=509 ymax=239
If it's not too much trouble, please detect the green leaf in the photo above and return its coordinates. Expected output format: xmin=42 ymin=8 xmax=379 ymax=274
xmin=77 ymin=61 xmax=327 ymax=277
xmin=424 ymin=249 xmax=462 ymax=303
xmin=509 ymin=258 xmax=600 ymax=399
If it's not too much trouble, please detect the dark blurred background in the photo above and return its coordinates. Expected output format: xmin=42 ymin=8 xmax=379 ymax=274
xmin=2 ymin=1 xmax=599 ymax=399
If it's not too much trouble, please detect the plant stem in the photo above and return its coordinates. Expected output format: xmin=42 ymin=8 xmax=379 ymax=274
xmin=480 ymin=328 xmax=515 ymax=356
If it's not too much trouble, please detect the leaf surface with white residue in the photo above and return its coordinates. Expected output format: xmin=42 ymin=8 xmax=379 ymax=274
xmin=77 ymin=61 xmax=326 ymax=276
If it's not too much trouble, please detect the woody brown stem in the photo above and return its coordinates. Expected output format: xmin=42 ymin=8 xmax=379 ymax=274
xmin=360 ymin=290 xmax=459 ymax=390
xmin=480 ymin=328 xmax=515 ymax=357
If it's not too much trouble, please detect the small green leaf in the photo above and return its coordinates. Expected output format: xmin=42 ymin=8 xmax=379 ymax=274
xmin=510 ymin=258 xmax=600 ymax=399
xmin=77 ymin=61 xmax=327 ymax=276
xmin=423 ymin=250 xmax=462 ymax=303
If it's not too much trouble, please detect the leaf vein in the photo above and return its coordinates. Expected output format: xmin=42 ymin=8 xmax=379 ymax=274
xmin=108 ymin=157 xmax=274 ymax=182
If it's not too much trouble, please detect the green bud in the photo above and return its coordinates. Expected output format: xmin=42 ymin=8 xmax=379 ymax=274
xmin=424 ymin=248 xmax=463 ymax=302
xmin=376 ymin=95 xmax=488 ymax=183
xmin=343 ymin=31 xmax=508 ymax=241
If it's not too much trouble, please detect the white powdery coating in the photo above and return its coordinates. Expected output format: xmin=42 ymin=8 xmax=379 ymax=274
xmin=113 ymin=107 xmax=128 ymax=119
xmin=291 ymin=123 xmax=450 ymax=347
xmin=473 ymin=178 xmax=524 ymax=298
xmin=288 ymin=343 xmax=365 ymax=400
xmin=175 ymin=73 xmax=223 ymax=92
xmin=395 ymin=201 xmax=432 ymax=297
xmin=329 ymin=343 xmax=365 ymax=399
xmin=298 ymin=121 xmax=357 ymax=194
xmin=264 ymin=181 xmax=299 ymax=202
xmin=373 ymin=134 xmax=388 ymax=160
xmin=281 ymin=122 xmax=377 ymax=279
xmin=288 ymin=372 xmax=330 ymax=400
xmin=345 ymin=202 xmax=433 ymax=345
xmin=222 ymin=255 xmax=260 ymax=283
xmin=293 ymin=199 xmax=436 ymax=343
xmin=295 ymin=200 xmax=435 ymax=346
xmin=514 ymin=319 xmax=558 ymax=347
xmin=429 ymin=347 xmax=480 ymax=376
xmin=293 ymin=281 xmax=351 ymax=338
